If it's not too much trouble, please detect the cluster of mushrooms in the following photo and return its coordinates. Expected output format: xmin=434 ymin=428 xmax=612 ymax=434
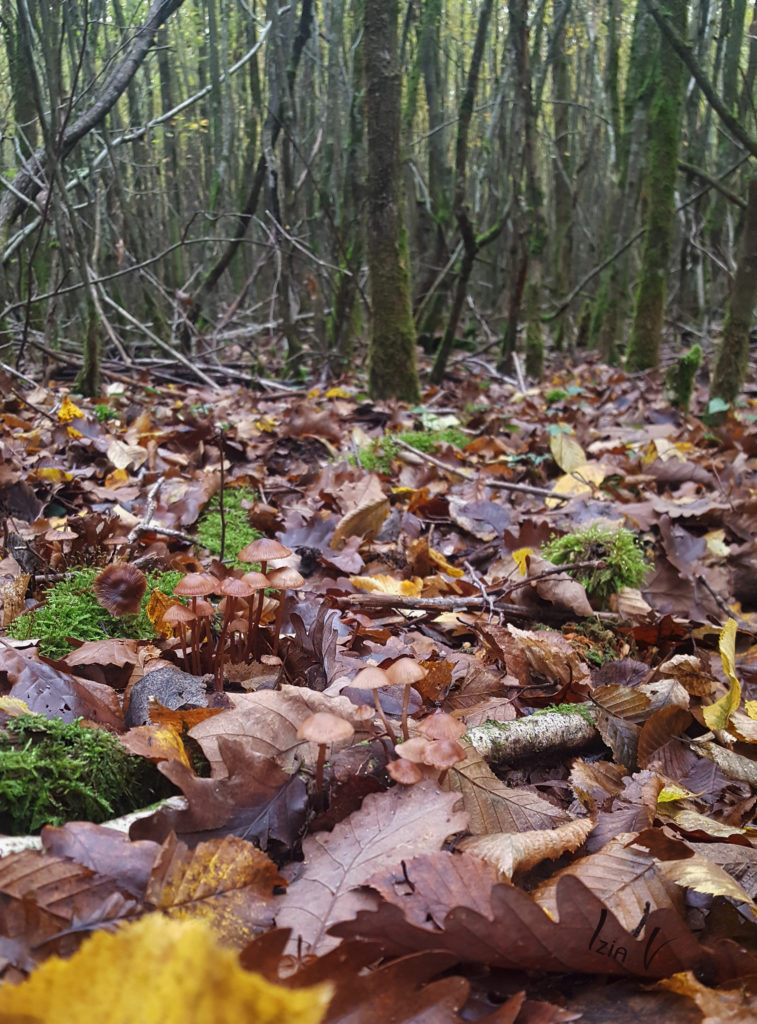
xmin=94 ymin=541 xmax=467 ymax=798
xmin=93 ymin=538 xmax=303 ymax=690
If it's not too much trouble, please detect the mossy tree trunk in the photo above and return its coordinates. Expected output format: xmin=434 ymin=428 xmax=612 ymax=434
xmin=626 ymin=0 xmax=687 ymax=371
xmin=710 ymin=178 xmax=757 ymax=406
xmin=364 ymin=0 xmax=420 ymax=402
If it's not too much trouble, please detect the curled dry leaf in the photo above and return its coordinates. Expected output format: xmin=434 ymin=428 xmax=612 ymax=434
xmin=460 ymin=816 xmax=596 ymax=879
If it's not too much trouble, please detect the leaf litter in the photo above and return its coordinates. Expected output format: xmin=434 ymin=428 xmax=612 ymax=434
xmin=1 ymin=361 xmax=757 ymax=1019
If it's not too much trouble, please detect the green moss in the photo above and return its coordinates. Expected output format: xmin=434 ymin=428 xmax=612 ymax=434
xmin=0 ymin=713 xmax=171 ymax=834
xmin=665 ymin=344 xmax=702 ymax=411
xmin=354 ymin=427 xmax=470 ymax=475
xmin=533 ymin=703 xmax=595 ymax=724
xmin=6 ymin=567 xmax=182 ymax=659
xmin=195 ymin=486 xmax=261 ymax=564
xmin=541 ymin=524 xmax=650 ymax=607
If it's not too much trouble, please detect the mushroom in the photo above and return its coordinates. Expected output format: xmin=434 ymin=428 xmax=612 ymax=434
xmin=172 ymin=572 xmax=217 ymax=674
xmin=385 ymin=657 xmax=427 ymax=741
xmin=350 ymin=666 xmax=396 ymax=743
xmin=94 ymin=563 xmax=147 ymax=617
xmin=161 ymin=602 xmax=196 ymax=672
xmin=386 ymin=758 xmax=423 ymax=785
xmin=238 ymin=539 xmax=293 ymax=659
xmin=296 ymin=711 xmax=355 ymax=807
xmin=239 ymin=570 xmax=269 ymax=660
xmin=266 ymin=565 xmax=305 ymax=656
xmin=214 ymin=575 xmax=258 ymax=690
xmin=416 ymin=712 xmax=466 ymax=743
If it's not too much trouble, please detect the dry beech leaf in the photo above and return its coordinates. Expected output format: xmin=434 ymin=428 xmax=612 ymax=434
xmin=443 ymin=743 xmax=569 ymax=834
xmin=549 ymin=431 xmax=587 ymax=473
xmin=526 ymin=553 xmax=594 ymax=617
xmin=569 ymin=759 xmax=626 ymax=813
xmin=0 ymin=914 xmax=331 ymax=1024
xmin=332 ymin=870 xmax=751 ymax=981
xmin=460 ymin=816 xmax=596 ymax=879
xmin=636 ymin=706 xmax=693 ymax=774
xmin=145 ymin=833 xmax=285 ymax=946
xmin=189 ymin=686 xmax=367 ymax=775
xmin=532 ymin=834 xmax=684 ymax=931
xmin=655 ymin=857 xmax=757 ymax=916
xmin=331 ymin=496 xmax=390 ymax=550
xmin=349 ymin=573 xmax=423 ymax=596
xmin=275 ymin=780 xmax=467 ymax=957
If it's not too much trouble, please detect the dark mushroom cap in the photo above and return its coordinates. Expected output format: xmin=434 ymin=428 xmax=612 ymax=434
xmin=94 ymin=563 xmax=147 ymax=617
xmin=162 ymin=602 xmax=195 ymax=627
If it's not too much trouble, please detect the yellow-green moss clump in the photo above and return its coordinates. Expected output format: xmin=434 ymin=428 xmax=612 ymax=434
xmin=356 ymin=427 xmax=470 ymax=475
xmin=541 ymin=524 xmax=650 ymax=606
xmin=0 ymin=713 xmax=170 ymax=834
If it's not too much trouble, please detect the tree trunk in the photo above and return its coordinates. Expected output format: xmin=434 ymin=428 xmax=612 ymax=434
xmin=363 ymin=0 xmax=420 ymax=402
xmin=626 ymin=0 xmax=687 ymax=371
xmin=710 ymin=178 xmax=757 ymax=406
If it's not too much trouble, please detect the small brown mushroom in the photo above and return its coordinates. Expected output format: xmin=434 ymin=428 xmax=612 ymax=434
xmin=350 ymin=666 xmax=396 ymax=743
xmin=162 ymin=602 xmax=196 ymax=672
xmin=214 ymin=575 xmax=258 ymax=690
xmin=385 ymin=658 xmax=427 ymax=741
xmin=386 ymin=758 xmax=423 ymax=785
xmin=94 ymin=564 xmax=147 ymax=617
xmin=416 ymin=712 xmax=466 ymax=743
xmin=266 ymin=566 xmax=305 ymax=656
xmin=172 ymin=573 xmax=217 ymax=674
xmin=296 ymin=711 xmax=355 ymax=806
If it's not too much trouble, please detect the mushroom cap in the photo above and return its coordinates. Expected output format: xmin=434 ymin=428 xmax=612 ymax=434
xmin=266 ymin=566 xmax=305 ymax=589
xmin=173 ymin=573 xmax=217 ymax=598
xmin=417 ymin=712 xmax=466 ymax=742
xmin=237 ymin=538 xmax=292 ymax=564
xmin=351 ymin=666 xmax=391 ymax=691
xmin=240 ymin=570 xmax=270 ymax=590
xmin=217 ymin=575 xmax=258 ymax=598
xmin=385 ymin=658 xmax=427 ymax=686
xmin=394 ymin=737 xmax=432 ymax=764
xmin=387 ymin=758 xmax=423 ymax=785
xmin=296 ymin=711 xmax=355 ymax=745
xmin=162 ymin=602 xmax=195 ymax=626
xmin=94 ymin=563 xmax=147 ymax=617
xmin=194 ymin=599 xmax=214 ymax=617
xmin=424 ymin=739 xmax=466 ymax=769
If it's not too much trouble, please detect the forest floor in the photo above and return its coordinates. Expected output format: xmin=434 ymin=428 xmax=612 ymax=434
xmin=1 ymin=350 xmax=757 ymax=1022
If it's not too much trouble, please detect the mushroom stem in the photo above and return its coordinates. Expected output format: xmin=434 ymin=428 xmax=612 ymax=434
xmin=400 ymin=685 xmax=412 ymax=741
xmin=372 ymin=691 xmax=395 ymax=745
xmin=314 ymin=743 xmax=326 ymax=809
xmin=214 ymin=596 xmax=236 ymax=691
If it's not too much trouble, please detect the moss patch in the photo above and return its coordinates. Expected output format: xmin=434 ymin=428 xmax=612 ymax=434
xmin=195 ymin=486 xmax=262 ymax=564
xmin=541 ymin=524 xmax=650 ymax=607
xmin=355 ymin=427 xmax=470 ymax=475
xmin=0 ymin=713 xmax=171 ymax=834
xmin=6 ymin=567 xmax=182 ymax=659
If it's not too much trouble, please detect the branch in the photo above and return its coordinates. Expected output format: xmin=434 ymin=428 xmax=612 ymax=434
xmin=0 ymin=0 xmax=187 ymax=229
xmin=642 ymin=0 xmax=757 ymax=158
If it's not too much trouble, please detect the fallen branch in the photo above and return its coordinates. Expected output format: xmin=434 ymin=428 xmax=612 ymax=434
xmin=466 ymin=707 xmax=599 ymax=766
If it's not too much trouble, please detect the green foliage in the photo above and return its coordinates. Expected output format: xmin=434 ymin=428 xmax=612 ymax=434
xmin=354 ymin=427 xmax=470 ymax=475
xmin=541 ymin=524 xmax=650 ymax=606
xmin=0 ymin=714 xmax=169 ymax=834
xmin=664 ymin=344 xmax=702 ymax=411
xmin=195 ymin=486 xmax=262 ymax=564
xmin=93 ymin=403 xmax=119 ymax=422
xmin=6 ymin=568 xmax=182 ymax=659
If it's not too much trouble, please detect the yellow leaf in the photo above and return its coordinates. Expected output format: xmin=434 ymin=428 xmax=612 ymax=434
xmin=703 ymin=619 xmax=741 ymax=730
xmin=0 ymin=914 xmax=331 ymax=1024
xmin=34 ymin=466 xmax=72 ymax=483
xmin=0 ymin=696 xmax=31 ymax=716
xmin=545 ymin=462 xmax=606 ymax=508
xmin=719 ymin=617 xmax=739 ymax=688
xmin=58 ymin=395 xmax=85 ymax=422
xmin=512 ymin=547 xmax=533 ymax=576
xmin=120 ymin=723 xmax=192 ymax=769
xmin=657 ymin=784 xmax=692 ymax=803
xmin=745 ymin=700 xmax=757 ymax=721
xmin=325 ymin=386 xmax=351 ymax=398
xmin=549 ymin=430 xmax=586 ymax=473
xmin=349 ymin=574 xmax=423 ymax=596
xmin=428 ymin=547 xmax=464 ymax=577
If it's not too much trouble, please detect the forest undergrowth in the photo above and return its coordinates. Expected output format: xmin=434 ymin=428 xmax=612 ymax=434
xmin=1 ymin=350 xmax=757 ymax=1022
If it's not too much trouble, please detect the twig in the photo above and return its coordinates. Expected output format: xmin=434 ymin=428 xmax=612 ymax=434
xmin=464 ymin=559 xmax=494 ymax=621
xmin=392 ymin=437 xmax=580 ymax=502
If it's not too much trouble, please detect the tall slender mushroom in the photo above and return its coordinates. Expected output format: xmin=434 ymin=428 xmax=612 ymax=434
xmin=214 ymin=576 xmax=257 ymax=690
xmin=172 ymin=573 xmax=217 ymax=675
xmin=239 ymin=570 xmax=268 ymax=660
xmin=161 ymin=602 xmax=196 ymax=672
xmin=266 ymin=566 xmax=305 ymax=655
xmin=350 ymin=666 xmax=396 ymax=743
xmin=296 ymin=712 xmax=355 ymax=808
xmin=385 ymin=658 xmax=427 ymax=741
xmin=238 ymin=539 xmax=293 ymax=659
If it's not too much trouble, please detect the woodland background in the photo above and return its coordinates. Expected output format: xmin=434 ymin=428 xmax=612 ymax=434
xmin=0 ymin=0 xmax=754 ymax=398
